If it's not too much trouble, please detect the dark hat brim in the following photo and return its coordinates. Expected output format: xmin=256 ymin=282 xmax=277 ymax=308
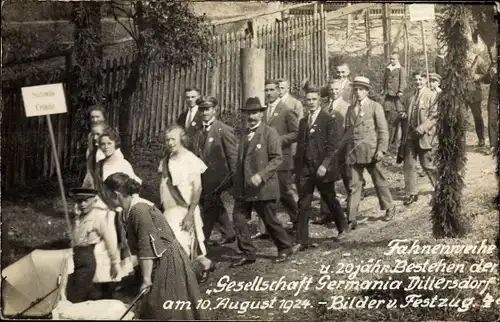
xmin=241 ymin=106 xmax=267 ymax=111
xmin=69 ymin=188 xmax=99 ymax=200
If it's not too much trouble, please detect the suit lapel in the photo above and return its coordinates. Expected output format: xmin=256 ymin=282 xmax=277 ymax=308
xmin=203 ymin=120 xmax=218 ymax=157
xmin=267 ymin=101 xmax=283 ymax=124
xmin=354 ymin=100 xmax=366 ymax=126
xmin=245 ymin=123 xmax=264 ymax=156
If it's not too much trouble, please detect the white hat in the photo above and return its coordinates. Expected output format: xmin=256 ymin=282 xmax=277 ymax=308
xmin=352 ymin=76 xmax=372 ymax=89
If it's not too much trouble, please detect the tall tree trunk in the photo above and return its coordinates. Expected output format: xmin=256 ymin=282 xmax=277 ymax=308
xmin=71 ymin=2 xmax=103 ymax=177
xmin=432 ymin=5 xmax=471 ymax=238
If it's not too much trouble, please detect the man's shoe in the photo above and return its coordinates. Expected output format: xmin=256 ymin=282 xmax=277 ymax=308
xmin=336 ymin=231 xmax=347 ymax=241
xmin=478 ymin=139 xmax=486 ymax=147
xmin=251 ymin=232 xmax=269 ymax=240
xmin=383 ymin=206 xmax=396 ymax=221
xmin=230 ymin=257 xmax=256 ymax=268
xmin=274 ymin=252 xmax=292 ymax=263
xmin=403 ymin=195 xmax=419 ymax=206
xmin=292 ymin=244 xmax=308 ymax=253
xmin=213 ymin=236 xmax=236 ymax=246
xmin=348 ymin=221 xmax=357 ymax=230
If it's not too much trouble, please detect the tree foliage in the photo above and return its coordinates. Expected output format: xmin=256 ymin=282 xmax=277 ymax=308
xmin=103 ymin=0 xmax=212 ymax=157
xmin=432 ymin=5 xmax=473 ymax=238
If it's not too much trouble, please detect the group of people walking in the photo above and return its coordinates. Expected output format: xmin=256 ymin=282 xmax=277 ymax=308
xmin=63 ymin=41 xmax=497 ymax=319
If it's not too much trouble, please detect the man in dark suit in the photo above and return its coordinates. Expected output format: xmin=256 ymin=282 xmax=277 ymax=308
xmin=399 ymin=71 xmax=438 ymax=206
xmin=293 ymin=86 xmax=348 ymax=251
xmin=382 ymin=52 xmax=407 ymax=147
xmin=338 ymin=76 xmax=396 ymax=230
xmin=231 ymin=97 xmax=294 ymax=267
xmin=192 ymin=96 xmax=237 ymax=246
xmin=176 ymin=87 xmax=203 ymax=149
xmin=252 ymin=79 xmax=299 ymax=239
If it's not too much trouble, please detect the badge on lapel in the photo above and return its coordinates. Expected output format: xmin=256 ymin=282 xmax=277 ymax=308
xmin=256 ymin=144 xmax=262 ymax=150
xmin=191 ymin=121 xmax=197 ymax=126
xmin=274 ymin=112 xmax=278 ymax=117
xmin=310 ymin=129 xmax=315 ymax=133
xmin=359 ymin=112 xmax=365 ymax=117
xmin=208 ymin=137 xmax=214 ymax=143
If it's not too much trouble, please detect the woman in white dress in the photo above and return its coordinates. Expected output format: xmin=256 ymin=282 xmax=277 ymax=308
xmin=158 ymin=125 xmax=216 ymax=282
xmin=82 ymin=127 xmax=141 ymax=295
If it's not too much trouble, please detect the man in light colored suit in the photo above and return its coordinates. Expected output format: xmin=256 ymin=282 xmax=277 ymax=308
xmin=279 ymin=79 xmax=304 ymax=119
xmin=399 ymin=71 xmax=438 ymax=206
xmin=337 ymin=76 xmax=396 ymax=230
xmin=253 ymin=79 xmax=299 ymax=239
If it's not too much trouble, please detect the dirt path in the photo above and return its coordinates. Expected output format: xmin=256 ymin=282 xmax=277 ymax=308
xmin=2 ymin=134 xmax=498 ymax=320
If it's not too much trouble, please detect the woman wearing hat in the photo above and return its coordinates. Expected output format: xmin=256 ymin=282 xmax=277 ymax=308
xmin=66 ymin=188 xmax=121 ymax=303
xmin=104 ymin=173 xmax=203 ymax=320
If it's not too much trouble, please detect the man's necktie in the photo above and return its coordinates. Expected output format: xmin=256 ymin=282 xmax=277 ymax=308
xmin=267 ymin=105 xmax=273 ymax=121
xmin=308 ymin=114 xmax=313 ymax=127
xmin=186 ymin=109 xmax=193 ymax=127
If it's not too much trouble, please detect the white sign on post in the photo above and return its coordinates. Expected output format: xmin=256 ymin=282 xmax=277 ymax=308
xmin=409 ymin=4 xmax=435 ymax=22
xmin=21 ymin=83 xmax=68 ymax=117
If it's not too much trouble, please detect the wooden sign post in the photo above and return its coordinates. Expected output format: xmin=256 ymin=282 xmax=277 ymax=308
xmin=409 ymin=4 xmax=436 ymax=85
xmin=21 ymin=83 xmax=73 ymax=247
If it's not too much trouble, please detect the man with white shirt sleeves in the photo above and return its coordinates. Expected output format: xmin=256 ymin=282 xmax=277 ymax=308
xmin=336 ymin=63 xmax=354 ymax=103
xmin=278 ymin=79 xmax=304 ymax=119
xmin=176 ymin=87 xmax=203 ymax=150
xmin=231 ymin=97 xmax=294 ymax=267
xmin=337 ymin=76 xmax=396 ymax=230
xmin=293 ymin=86 xmax=348 ymax=251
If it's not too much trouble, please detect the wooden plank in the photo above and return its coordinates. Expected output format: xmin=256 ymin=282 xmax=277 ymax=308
xmin=167 ymin=64 xmax=176 ymax=126
xmin=325 ymin=3 xmax=377 ymax=21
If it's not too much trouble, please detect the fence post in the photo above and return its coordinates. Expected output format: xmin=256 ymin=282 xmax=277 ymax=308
xmin=382 ymin=3 xmax=392 ymax=61
xmin=365 ymin=10 xmax=371 ymax=68
xmin=346 ymin=2 xmax=352 ymax=38
xmin=240 ymin=47 xmax=265 ymax=122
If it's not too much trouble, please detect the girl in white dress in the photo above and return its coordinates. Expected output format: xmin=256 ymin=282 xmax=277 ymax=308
xmin=158 ymin=125 xmax=216 ymax=282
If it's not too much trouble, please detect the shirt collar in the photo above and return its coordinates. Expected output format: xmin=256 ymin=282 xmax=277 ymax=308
xmin=309 ymin=107 xmax=321 ymax=118
xmin=281 ymin=93 xmax=289 ymax=100
xmin=268 ymin=98 xmax=280 ymax=109
xmin=249 ymin=121 xmax=261 ymax=131
xmin=387 ymin=62 xmax=401 ymax=70
xmin=202 ymin=117 xmax=215 ymax=127
xmin=356 ymin=97 xmax=368 ymax=106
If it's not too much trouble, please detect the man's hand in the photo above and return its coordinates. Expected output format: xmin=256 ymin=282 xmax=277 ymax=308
xmin=316 ymin=165 xmax=327 ymax=177
xmin=399 ymin=112 xmax=407 ymax=119
xmin=373 ymin=151 xmax=385 ymax=162
xmin=415 ymin=126 xmax=425 ymax=136
xmin=490 ymin=67 xmax=497 ymax=77
xmin=181 ymin=212 xmax=195 ymax=231
xmin=250 ymin=174 xmax=263 ymax=187
xmin=397 ymin=92 xmax=404 ymax=97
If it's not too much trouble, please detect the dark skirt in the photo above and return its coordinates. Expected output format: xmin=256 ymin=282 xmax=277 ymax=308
xmin=139 ymin=240 xmax=204 ymax=320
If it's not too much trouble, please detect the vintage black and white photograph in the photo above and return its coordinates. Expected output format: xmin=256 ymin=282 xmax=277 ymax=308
xmin=1 ymin=1 xmax=499 ymax=320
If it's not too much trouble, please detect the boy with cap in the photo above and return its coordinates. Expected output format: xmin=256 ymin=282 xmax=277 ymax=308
xmin=231 ymin=97 xmax=294 ymax=267
xmin=428 ymin=73 xmax=442 ymax=94
xmin=191 ymin=96 xmax=237 ymax=248
xmin=337 ymin=76 xmax=396 ymax=229
xmin=66 ymin=188 xmax=120 ymax=303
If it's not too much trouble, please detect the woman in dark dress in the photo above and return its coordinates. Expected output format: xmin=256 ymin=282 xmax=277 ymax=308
xmin=103 ymin=172 xmax=203 ymax=320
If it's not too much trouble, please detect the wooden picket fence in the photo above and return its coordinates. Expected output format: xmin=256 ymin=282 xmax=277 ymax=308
xmin=1 ymin=13 xmax=328 ymax=189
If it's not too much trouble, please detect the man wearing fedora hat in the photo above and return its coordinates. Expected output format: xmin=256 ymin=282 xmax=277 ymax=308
xmin=231 ymin=97 xmax=294 ymax=267
xmin=249 ymin=79 xmax=299 ymax=239
xmin=191 ymin=96 xmax=237 ymax=247
xmin=338 ymin=76 xmax=396 ymax=229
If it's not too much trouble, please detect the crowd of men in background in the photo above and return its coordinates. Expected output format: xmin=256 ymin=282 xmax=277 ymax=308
xmin=173 ymin=44 xmax=498 ymax=267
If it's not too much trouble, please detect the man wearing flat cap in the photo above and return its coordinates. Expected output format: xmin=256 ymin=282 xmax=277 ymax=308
xmin=192 ymin=96 xmax=237 ymax=247
xmin=231 ymin=97 xmax=294 ymax=267
xmin=399 ymin=71 xmax=438 ymax=206
xmin=294 ymin=85 xmax=348 ymax=251
xmin=251 ymin=79 xmax=298 ymax=239
xmin=337 ymin=76 xmax=396 ymax=229
xmin=427 ymin=73 xmax=442 ymax=94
